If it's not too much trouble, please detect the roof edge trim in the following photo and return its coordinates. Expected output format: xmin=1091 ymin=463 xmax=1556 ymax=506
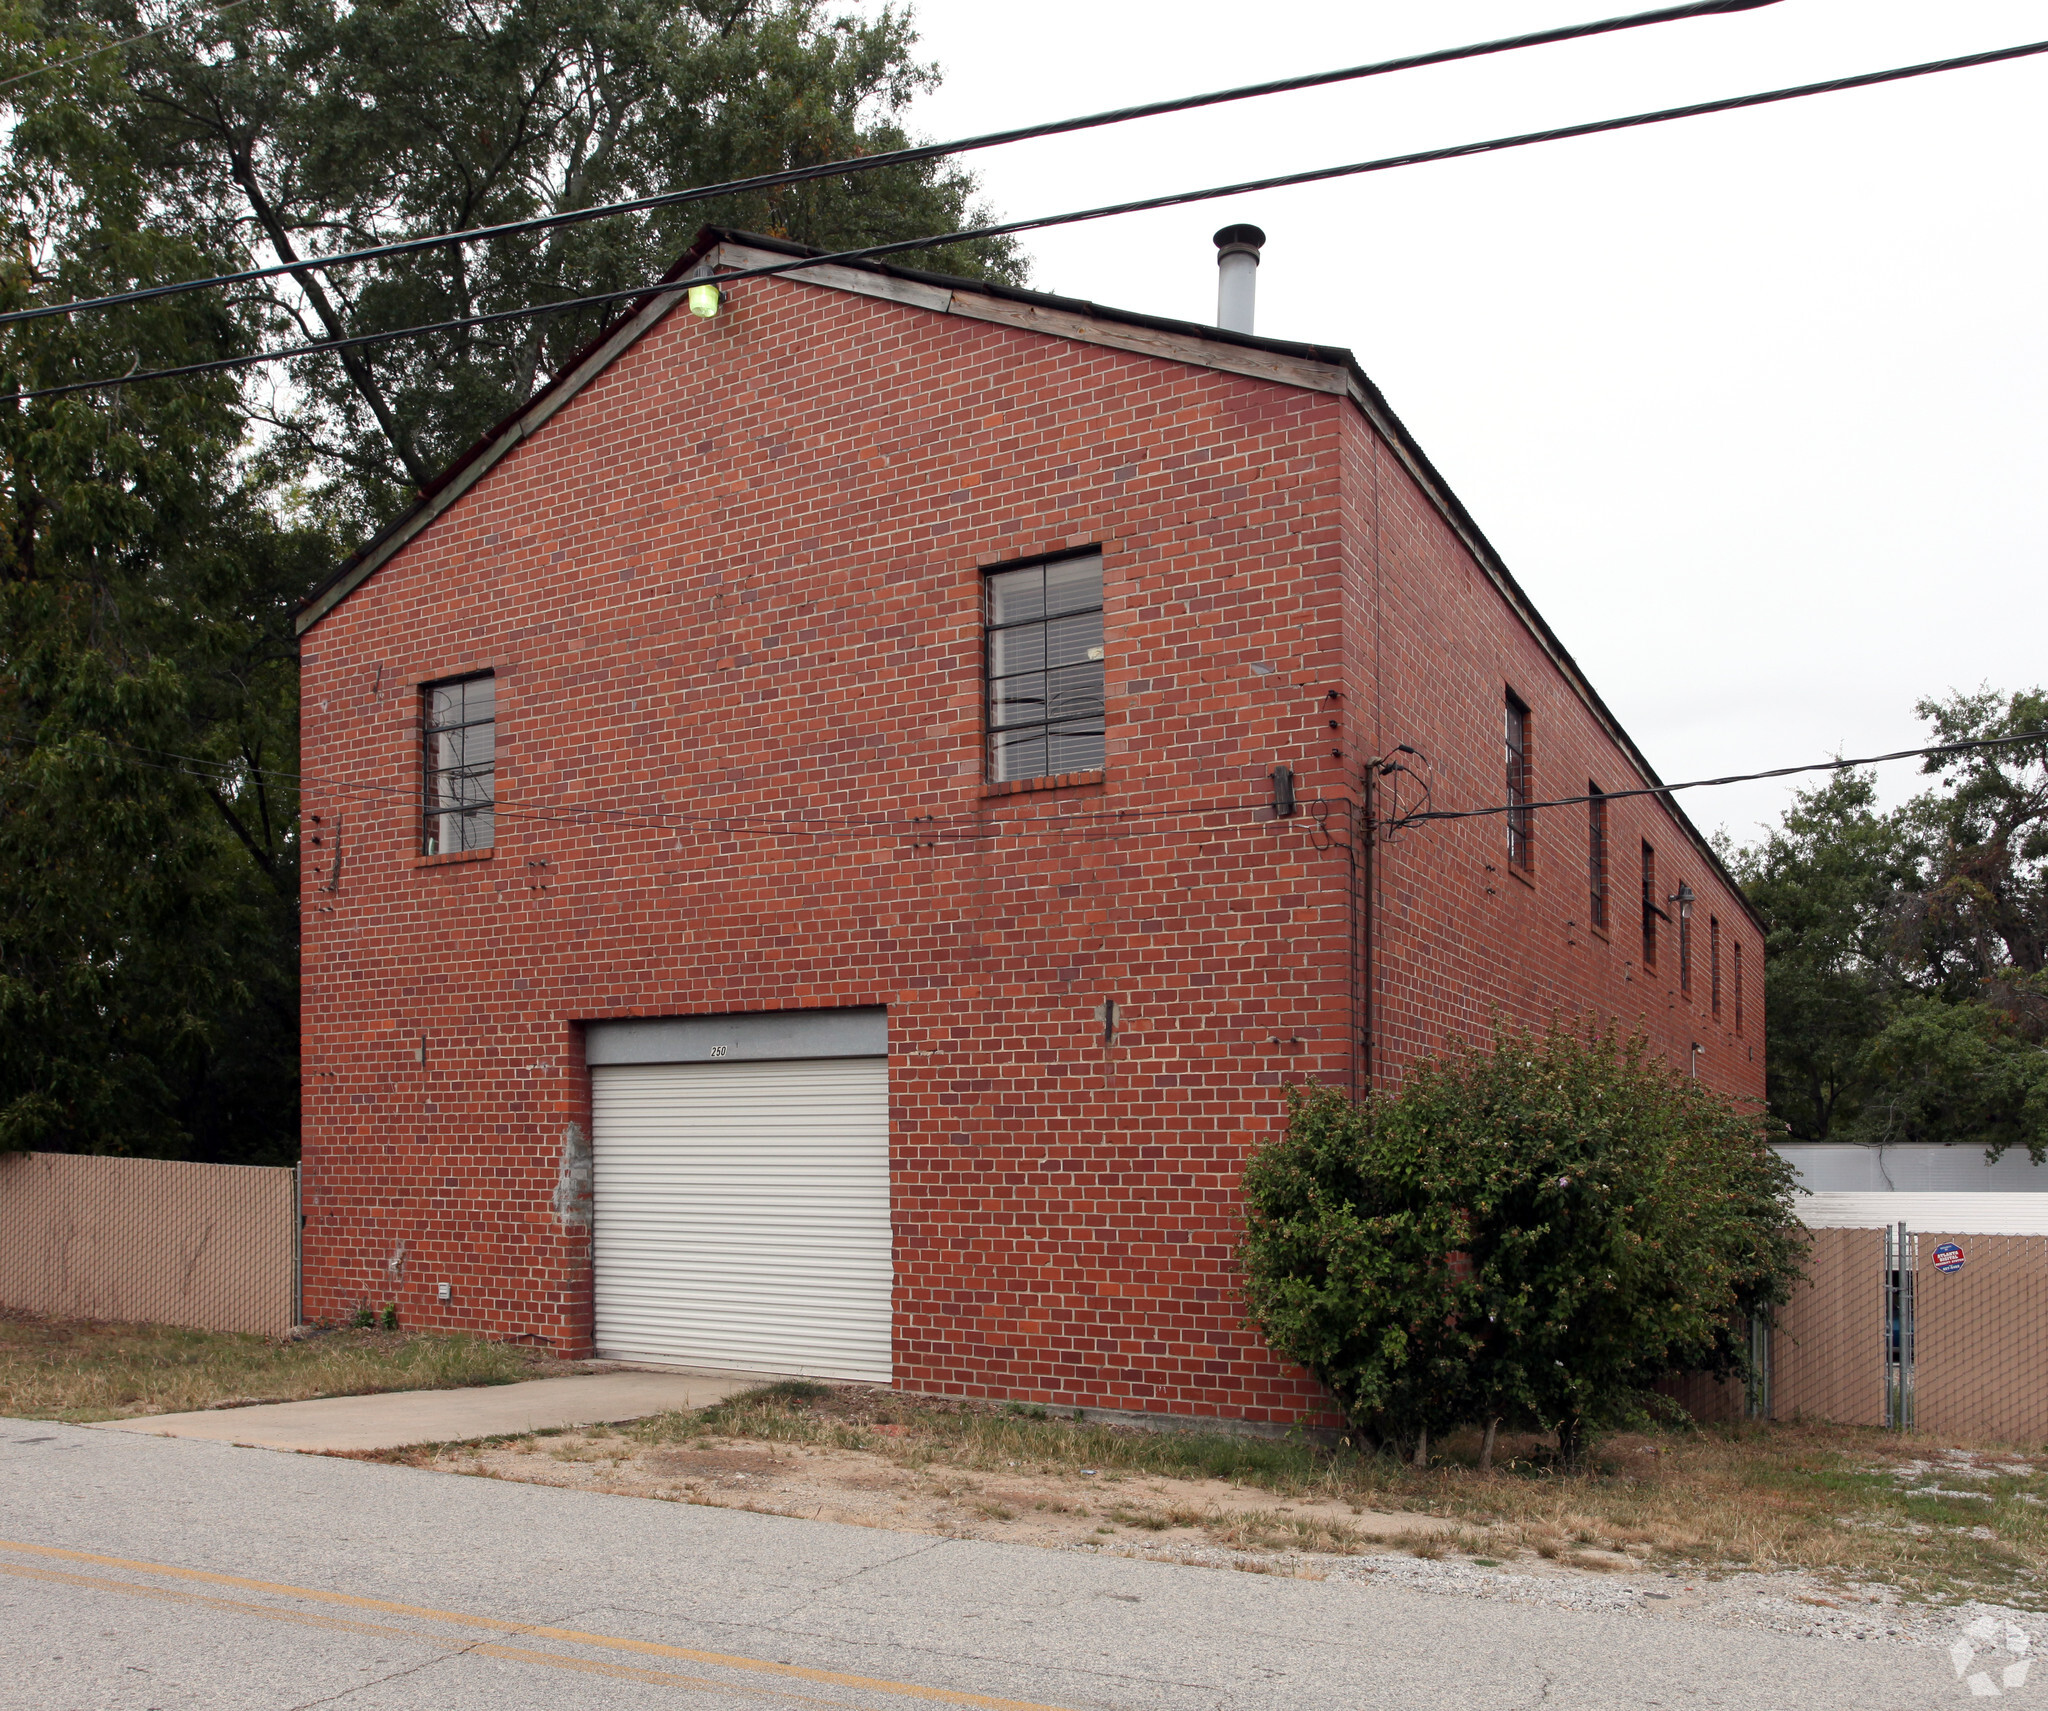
xmin=701 ymin=238 xmax=1754 ymax=925
xmin=1331 ymin=366 xmax=1760 ymax=931
xmin=295 ymin=238 xmax=720 ymax=637
xmin=292 ymin=226 xmax=1758 ymax=931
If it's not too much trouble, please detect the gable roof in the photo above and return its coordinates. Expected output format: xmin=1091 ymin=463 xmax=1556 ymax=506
xmin=295 ymin=225 xmax=1759 ymax=929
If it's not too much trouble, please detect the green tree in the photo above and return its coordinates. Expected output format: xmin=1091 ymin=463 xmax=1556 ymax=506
xmin=0 ymin=60 xmax=324 ymax=1158
xmin=1853 ymin=984 xmax=2048 ymax=1156
xmin=1 ymin=0 xmax=1016 ymax=1160
xmin=1734 ymin=769 xmax=1913 ymax=1143
xmin=1235 ymin=1080 xmax=1483 ymax=1465
xmin=1904 ymin=688 xmax=2048 ymax=990
xmin=1735 ymin=691 xmax=2048 ymax=1159
xmin=61 ymin=0 xmax=1021 ymax=534
xmin=1240 ymin=1026 xmax=1803 ymax=1463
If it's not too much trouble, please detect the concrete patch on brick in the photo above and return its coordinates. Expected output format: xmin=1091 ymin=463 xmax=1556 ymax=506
xmin=552 ymin=1122 xmax=591 ymax=1226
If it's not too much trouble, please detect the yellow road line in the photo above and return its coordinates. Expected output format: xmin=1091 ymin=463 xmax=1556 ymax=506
xmin=0 ymin=1538 xmax=1072 ymax=1711
xmin=0 ymin=1561 xmax=866 ymax=1707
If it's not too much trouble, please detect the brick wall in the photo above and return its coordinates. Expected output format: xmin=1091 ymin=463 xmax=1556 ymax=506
xmin=299 ymin=265 xmax=1761 ymax=1422
xmin=1341 ymin=410 xmax=1762 ymax=1098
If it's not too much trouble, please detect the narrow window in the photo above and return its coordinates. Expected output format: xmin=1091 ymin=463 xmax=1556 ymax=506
xmin=1711 ymin=917 xmax=1722 ymax=1019
xmin=1587 ymin=783 xmax=1608 ymax=930
xmin=1640 ymin=840 xmax=1658 ymax=970
xmin=1734 ymin=941 xmax=1745 ymax=1034
xmin=422 ymin=673 xmax=495 ymax=854
xmin=1504 ymin=692 xmax=1532 ymax=871
xmin=986 ymin=551 xmax=1105 ymax=782
xmin=1678 ymin=885 xmax=1693 ymax=996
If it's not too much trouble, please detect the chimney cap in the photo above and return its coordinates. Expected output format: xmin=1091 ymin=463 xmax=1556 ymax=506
xmin=1213 ymin=223 xmax=1266 ymax=258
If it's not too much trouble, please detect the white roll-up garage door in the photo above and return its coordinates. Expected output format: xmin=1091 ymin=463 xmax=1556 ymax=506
xmin=589 ymin=1040 xmax=891 ymax=1382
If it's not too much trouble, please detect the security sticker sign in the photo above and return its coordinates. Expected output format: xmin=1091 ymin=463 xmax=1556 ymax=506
xmin=1935 ymin=1242 xmax=1965 ymax=1274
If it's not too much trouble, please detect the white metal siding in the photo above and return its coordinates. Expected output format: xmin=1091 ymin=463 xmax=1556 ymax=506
xmin=1797 ymin=1191 xmax=2048 ymax=1236
xmin=1779 ymin=1143 xmax=2048 ymax=1194
xmin=591 ymin=1057 xmax=891 ymax=1380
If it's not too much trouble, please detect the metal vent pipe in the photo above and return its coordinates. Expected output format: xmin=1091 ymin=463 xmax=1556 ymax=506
xmin=1213 ymin=223 xmax=1265 ymax=334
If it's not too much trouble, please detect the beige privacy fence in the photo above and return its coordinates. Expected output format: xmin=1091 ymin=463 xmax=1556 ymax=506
xmin=1911 ymin=1233 xmax=2048 ymax=1443
xmin=1672 ymin=1225 xmax=2048 ymax=1443
xmin=0 ymin=1151 xmax=298 ymax=1337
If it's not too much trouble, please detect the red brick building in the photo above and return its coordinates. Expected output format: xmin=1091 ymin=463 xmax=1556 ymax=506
xmin=296 ymin=227 xmax=1762 ymax=1424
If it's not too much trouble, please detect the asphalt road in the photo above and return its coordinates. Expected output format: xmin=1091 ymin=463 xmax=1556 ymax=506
xmin=0 ymin=1418 xmax=1993 ymax=1710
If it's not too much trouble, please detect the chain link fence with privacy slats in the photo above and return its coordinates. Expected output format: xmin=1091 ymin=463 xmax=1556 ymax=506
xmin=1914 ymin=1233 xmax=2048 ymax=1443
xmin=0 ymin=1152 xmax=298 ymax=1337
xmin=1774 ymin=1226 xmax=1890 ymax=1427
xmin=1658 ymin=1227 xmax=1885 ymax=1427
xmin=1663 ymin=1222 xmax=2048 ymax=1443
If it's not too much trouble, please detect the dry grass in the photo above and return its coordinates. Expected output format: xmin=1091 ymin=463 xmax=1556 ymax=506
xmin=1418 ymin=1423 xmax=2048 ymax=1603
xmin=619 ymin=1382 xmax=2048 ymax=1604
xmin=630 ymin=1382 xmax=1373 ymax=1495
xmin=37 ymin=1314 xmax=2034 ymax=1608
xmin=0 ymin=1310 xmax=571 ymax=1422
xmin=1199 ymin=1508 xmax=1376 ymax=1555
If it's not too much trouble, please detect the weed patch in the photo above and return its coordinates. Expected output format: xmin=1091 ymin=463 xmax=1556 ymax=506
xmin=611 ymin=1381 xmax=2048 ymax=1603
xmin=0 ymin=1309 xmax=572 ymax=1422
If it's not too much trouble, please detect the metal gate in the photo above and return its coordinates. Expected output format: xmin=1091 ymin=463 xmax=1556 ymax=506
xmin=1885 ymin=1222 xmax=1916 ymax=1430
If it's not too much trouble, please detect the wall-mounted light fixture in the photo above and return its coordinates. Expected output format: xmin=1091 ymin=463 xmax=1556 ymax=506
xmin=687 ymin=281 xmax=722 ymax=319
xmin=1669 ymin=881 xmax=1696 ymax=922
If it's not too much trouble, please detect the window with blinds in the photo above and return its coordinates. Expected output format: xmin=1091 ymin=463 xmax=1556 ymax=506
xmin=421 ymin=673 xmax=495 ymax=854
xmin=985 ymin=551 xmax=1105 ymax=783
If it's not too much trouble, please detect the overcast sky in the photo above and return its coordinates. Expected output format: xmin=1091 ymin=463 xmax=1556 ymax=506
xmin=893 ymin=0 xmax=2048 ymax=849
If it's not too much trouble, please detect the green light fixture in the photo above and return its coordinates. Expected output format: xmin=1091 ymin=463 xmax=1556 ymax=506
xmin=687 ymin=281 xmax=722 ymax=319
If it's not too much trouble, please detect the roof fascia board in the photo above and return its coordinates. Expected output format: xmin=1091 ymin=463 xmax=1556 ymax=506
xmin=293 ymin=227 xmax=1756 ymax=930
xmin=1332 ymin=367 xmax=1759 ymax=930
xmin=955 ymin=293 xmax=1349 ymax=396
xmin=295 ymin=275 xmax=700 ymax=636
xmin=711 ymin=241 xmax=1348 ymax=398
xmin=720 ymin=242 xmax=1751 ymax=923
xmin=710 ymin=245 xmax=956 ymax=314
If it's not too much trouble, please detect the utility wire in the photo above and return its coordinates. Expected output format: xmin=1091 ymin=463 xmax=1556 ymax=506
xmin=0 ymin=0 xmax=254 ymax=98
xmin=1392 ymin=731 xmax=2048 ymax=828
xmin=15 ymin=31 xmax=2047 ymax=406
xmin=122 ymin=733 xmax=2045 ymax=846
xmin=0 ymin=0 xmax=1778 ymax=330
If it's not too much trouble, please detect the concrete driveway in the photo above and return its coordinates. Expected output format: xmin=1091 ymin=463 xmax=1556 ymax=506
xmin=87 ymin=1368 xmax=763 ymax=1452
xmin=0 ymin=1417 xmax=1993 ymax=1710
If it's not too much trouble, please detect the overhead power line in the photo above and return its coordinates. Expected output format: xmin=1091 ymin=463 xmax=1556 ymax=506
xmin=124 ymin=733 xmax=2046 ymax=848
xmin=14 ymin=31 xmax=2048 ymax=405
xmin=1391 ymin=731 xmax=2048 ymax=829
xmin=0 ymin=0 xmax=254 ymax=99
xmin=0 ymin=0 xmax=1777 ymax=330
xmin=19 ymin=33 xmax=2048 ymax=407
